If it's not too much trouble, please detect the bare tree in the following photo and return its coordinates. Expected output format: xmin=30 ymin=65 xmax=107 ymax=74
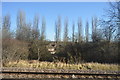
xmin=78 ymin=18 xmax=82 ymax=43
xmin=72 ymin=22 xmax=75 ymax=42
xmin=55 ymin=21 xmax=58 ymax=42
xmin=63 ymin=17 xmax=68 ymax=42
xmin=101 ymin=1 xmax=120 ymax=41
xmin=2 ymin=14 xmax=11 ymax=39
xmin=92 ymin=17 xmax=99 ymax=42
xmin=16 ymin=10 xmax=26 ymax=30
xmin=55 ymin=16 xmax=61 ymax=42
xmin=32 ymin=14 xmax=40 ymax=40
xmin=16 ymin=10 xmax=26 ymax=40
xmin=118 ymin=2 xmax=120 ymax=41
xmin=109 ymin=1 xmax=120 ymax=41
xmin=40 ymin=16 xmax=46 ymax=41
xmin=16 ymin=10 xmax=32 ymax=41
xmin=85 ymin=20 xmax=89 ymax=42
xmin=25 ymin=22 xmax=32 ymax=41
xmin=102 ymin=23 xmax=115 ymax=42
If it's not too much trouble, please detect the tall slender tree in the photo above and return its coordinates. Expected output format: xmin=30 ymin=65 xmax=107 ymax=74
xmin=55 ymin=16 xmax=61 ymax=42
xmin=2 ymin=14 xmax=11 ymax=39
xmin=32 ymin=14 xmax=40 ymax=40
xmin=63 ymin=17 xmax=68 ymax=42
xmin=92 ymin=17 xmax=98 ymax=42
xmin=55 ymin=20 xmax=58 ymax=42
xmin=16 ymin=10 xmax=26 ymax=40
xmin=85 ymin=20 xmax=89 ymax=42
xmin=72 ymin=22 xmax=75 ymax=42
xmin=92 ymin=17 xmax=103 ymax=42
xmin=25 ymin=22 xmax=32 ymax=41
xmin=78 ymin=18 xmax=82 ymax=43
xmin=16 ymin=10 xmax=32 ymax=41
xmin=16 ymin=10 xmax=26 ymax=30
xmin=40 ymin=16 xmax=46 ymax=41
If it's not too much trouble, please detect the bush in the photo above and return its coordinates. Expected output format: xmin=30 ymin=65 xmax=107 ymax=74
xmin=28 ymin=40 xmax=53 ymax=61
xmin=2 ymin=39 xmax=29 ymax=65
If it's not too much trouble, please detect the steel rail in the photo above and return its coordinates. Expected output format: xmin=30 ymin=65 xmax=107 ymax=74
xmin=2 ymin=71 xmax=120 ymax=76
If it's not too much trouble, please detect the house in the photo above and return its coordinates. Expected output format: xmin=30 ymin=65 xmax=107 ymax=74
xmin=47 ymin=42 xmax=63 ymax=54
xmin=47 ymin=42 xmax=56 ymax=54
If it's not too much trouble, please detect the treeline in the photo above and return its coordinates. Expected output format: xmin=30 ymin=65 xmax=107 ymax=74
xmin=2 ymin=2 xmax=120 ymax=65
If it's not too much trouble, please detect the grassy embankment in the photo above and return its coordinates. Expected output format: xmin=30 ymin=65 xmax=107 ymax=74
xmin=4 ymin=60 xmax=119 ymax=71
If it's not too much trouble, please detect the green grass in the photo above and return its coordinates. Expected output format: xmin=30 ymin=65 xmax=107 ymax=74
xmin=4 ymin=60 xmax=119 ymax=71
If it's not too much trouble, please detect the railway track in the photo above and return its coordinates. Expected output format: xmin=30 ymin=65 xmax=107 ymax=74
xmin=1 ymin=67 xmax=120 ymax=79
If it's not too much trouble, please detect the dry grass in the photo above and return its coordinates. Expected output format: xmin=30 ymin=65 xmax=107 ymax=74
xmin=4 ymin=60 xmax=119 ymax=71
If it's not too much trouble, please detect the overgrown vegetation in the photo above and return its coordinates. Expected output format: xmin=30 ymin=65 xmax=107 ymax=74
xmin=2 ymin=2 xmax=120 ymax=67
xmin=4 ymin=60 xmax=119 ymax=71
